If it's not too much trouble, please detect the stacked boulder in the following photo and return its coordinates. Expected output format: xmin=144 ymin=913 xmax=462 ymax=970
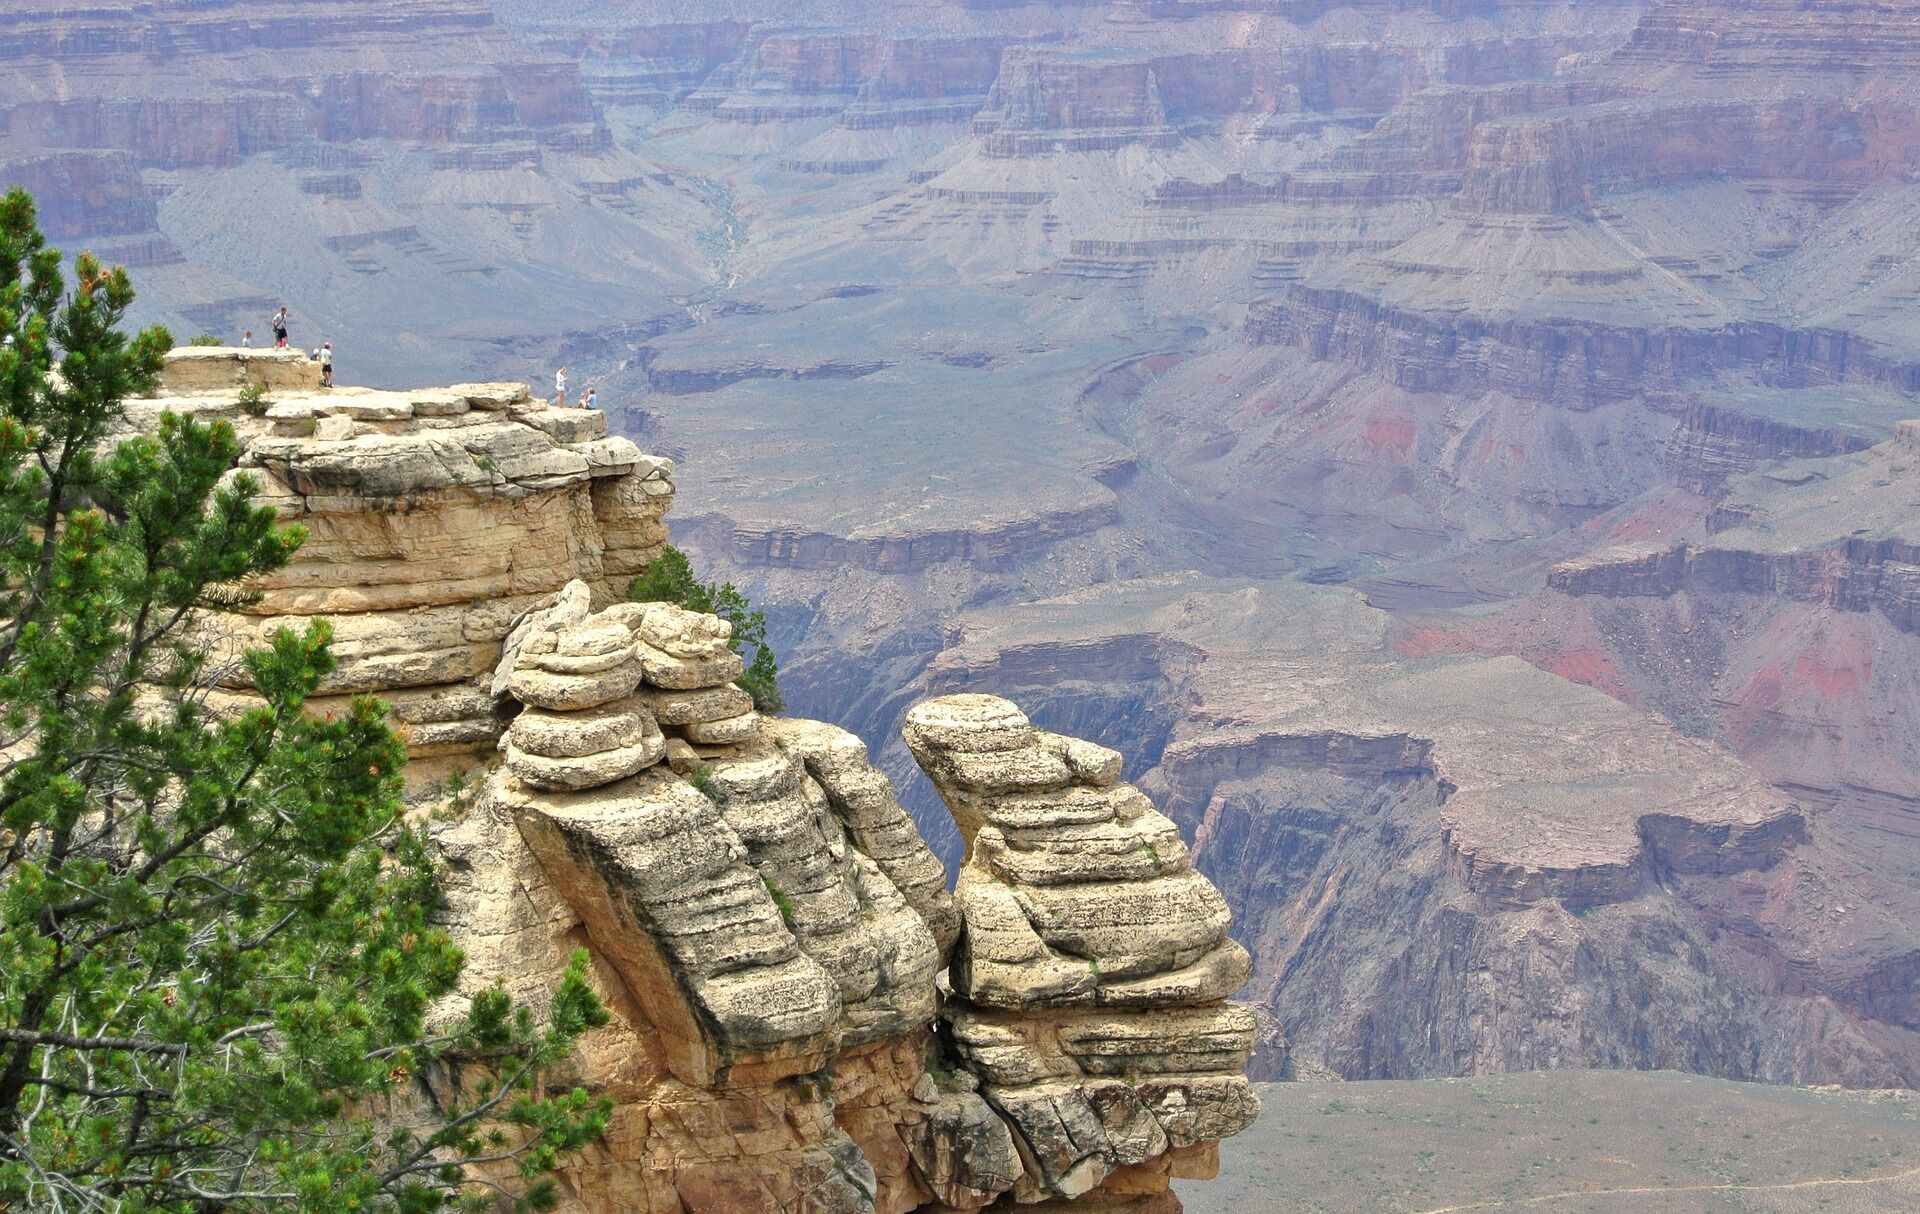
xmin=905 ymin=693 xmax=1260 ymax=1208
xmin=495 ymin=581 xmax=753 ymax=791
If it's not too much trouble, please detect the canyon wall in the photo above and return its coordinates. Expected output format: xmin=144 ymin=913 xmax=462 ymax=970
xmin=902 ymin=575 xmax=1920 ymax=1088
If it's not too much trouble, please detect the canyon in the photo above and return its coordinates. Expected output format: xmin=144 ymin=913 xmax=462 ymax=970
xmin=12 ymin=0 xmax=1920 ymax=1149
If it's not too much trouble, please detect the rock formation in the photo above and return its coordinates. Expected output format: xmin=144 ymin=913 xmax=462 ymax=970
xmin=130 ymin=349 xmax=1258 ymax=1211
xmin=1510 ymin=418 xmax=1920 ymax=839
xmin=903 ymin=574 xmax=1920 ymax=1088
xmin=29 ymin=0 xmax=1920 ymax=1155
xmin=904 ymin=694 xmax=1258 ymax=1205
xmin=432 ymin=597 xmax=1257 ymax=1212
xmin=139 ymin=348 xmax=674 ymax=786
xmin=1552 ymin=421 xmax=1920 ymax=636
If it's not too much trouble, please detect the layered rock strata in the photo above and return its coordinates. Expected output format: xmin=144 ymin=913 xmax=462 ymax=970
xmin=1511 ymin=418 xmax=1920 ymax=819
xmin=488 ymin=583 xmax=953 ymax=1090
xmin=139 ymin=349 xmax=673 ymax=782
xmin=904 ymin=694 xmax=1259 ymax=1206
xmin=430 ymin=589 xmax=1255 ymax=1211
xmin=1551 ymin=420 xmax=1920 ymax=634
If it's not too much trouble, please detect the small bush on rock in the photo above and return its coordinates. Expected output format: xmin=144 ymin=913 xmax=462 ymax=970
xmin=630 ymin=544 xmax=784 ymax=712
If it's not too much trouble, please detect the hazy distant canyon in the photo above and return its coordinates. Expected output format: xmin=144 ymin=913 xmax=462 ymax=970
xmin=8 ymin=0 xmax=1920 ymax=1087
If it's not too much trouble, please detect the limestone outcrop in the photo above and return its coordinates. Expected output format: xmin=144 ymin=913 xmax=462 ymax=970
xmin=138 ymin=349 xmax=674 ymax=785
xmin=126 ymin=348 xmax=1256 ymax=1208
xmin=427 ymin=590 xmax=1254 ymax=1212
xmin=904 ymin=694 xmax=1259 ymax=1206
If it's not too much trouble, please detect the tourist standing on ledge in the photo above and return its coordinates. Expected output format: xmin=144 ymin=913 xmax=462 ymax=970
xmin=270 ymin=306 xmax=289 ymax=349
xmin=321 ymin=342 xmax=334 ymax=388
xmin=554 ymin=366 xmax=568 ymax=408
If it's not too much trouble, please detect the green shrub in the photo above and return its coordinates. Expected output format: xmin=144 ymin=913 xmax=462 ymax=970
xmin=689 ymin=761 xmax=721 ymax=803
xmin=188 ymin=332 xmax=223 ymax=346
xmin=630 ymin=543 xmax=784 ymax=712
xmin=236 ymin=381 xmax=268 ymax=416
xmin=762 ymin=876 xmax=796 ymax=928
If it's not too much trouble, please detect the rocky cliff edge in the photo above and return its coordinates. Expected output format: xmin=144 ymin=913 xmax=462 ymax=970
xmin=154 ymin=350 xmax=1257 ymax=1213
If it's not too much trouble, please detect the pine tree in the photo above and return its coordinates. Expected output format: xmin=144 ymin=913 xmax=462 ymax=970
xmin=0 ymin=187 xmax=609 ymax=1211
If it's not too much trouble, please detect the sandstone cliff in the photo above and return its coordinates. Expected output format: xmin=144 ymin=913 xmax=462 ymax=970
xmin=142 ymin=348 xmax=673 ymax=789
xmin=144 ymin=350 xmax=1258 ymax=1212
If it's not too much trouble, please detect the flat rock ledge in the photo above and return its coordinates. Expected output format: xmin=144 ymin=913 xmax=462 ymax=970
xmin=142 ymin=348 xmax=674 ymax=786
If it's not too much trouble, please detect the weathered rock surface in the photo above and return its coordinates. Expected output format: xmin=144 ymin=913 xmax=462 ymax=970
xmin=905 ymin=694 xmax=1258 ymax=1207
xmin=426 ymin=577 xmax=1253 ymax=1211
xmin=143 ymin=349 xmax=673 ymax=784
xmin=903 ymin=575 xmax=1920 ymax=1089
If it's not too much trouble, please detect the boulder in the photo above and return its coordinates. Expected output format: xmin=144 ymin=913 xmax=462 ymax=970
xmin=685 ymin=710 xmax=761 ymax=745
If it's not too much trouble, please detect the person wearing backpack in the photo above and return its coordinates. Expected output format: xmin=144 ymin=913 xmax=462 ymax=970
xmin=270 ymin=306 xmax=289 ymax=349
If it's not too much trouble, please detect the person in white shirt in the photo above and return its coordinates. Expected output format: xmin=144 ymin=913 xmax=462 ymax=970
xmin=554 ymin=367 xmax=568 ymax=408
